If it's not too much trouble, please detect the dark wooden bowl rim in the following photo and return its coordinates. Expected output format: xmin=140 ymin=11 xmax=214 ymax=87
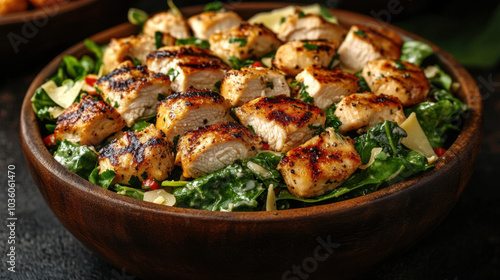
xmin=0 ymin=0 xmax=97 ymax=25
xmin=20 ymin=2 xmax=483 ymax=223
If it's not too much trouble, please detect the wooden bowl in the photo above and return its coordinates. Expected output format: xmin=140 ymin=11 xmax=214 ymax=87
xmin=19 ymin=3 xmax=483 ymax=280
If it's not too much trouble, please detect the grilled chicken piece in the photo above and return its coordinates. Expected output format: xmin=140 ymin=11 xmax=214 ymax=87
xmin=96 ymin=61 xmax=171 ymax=127
xmin=277 ymin=13 xmax=347 ymax=42
xmin=103 ymin=33 xmax=176 ymax=71
xmin=209 ymin=22 xmax=282 ymax=64
xmin=143 ymin=11 xmax=191 ymax=39
xmin=220 ymin=67 xmax=290 ymax=106
xmin=147 ymin=45 xmax=230 ymax=92
xmin=175 ymin=122 xmax=263 ymax=178
xmin=273 ymin=40 xmax=339 ymax=77
xmin=188 ymin=11 xmax=243 ymax=40
xmin=334 ymin=93 xmax=406 ymax=134
xmin=296 ymin=66 xmax=359 ymax=110
xmin=234 ymin=95 xmax=326 ymax=152
xmin=277 ymin=128 xmax=361 ymax=198
xmin=337 ymin=25 xmax=403 ymax=73
xmin=156 ymin=88 xmax=233 ymax=143
xmin=362 ymin=59 xmax=430 ymax=106
xmin=98 ymin=124 xmax=175 ymax=185
xmin=54 ymin=95 xmax=125 ymax=146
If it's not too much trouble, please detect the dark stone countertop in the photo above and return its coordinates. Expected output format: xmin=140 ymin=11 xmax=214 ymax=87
xmin=1 ymin=1 xmax=499 ymax=279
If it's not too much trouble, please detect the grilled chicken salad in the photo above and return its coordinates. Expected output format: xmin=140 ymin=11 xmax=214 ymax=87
xmin=32 ymin=3 xmax=468 ymax=212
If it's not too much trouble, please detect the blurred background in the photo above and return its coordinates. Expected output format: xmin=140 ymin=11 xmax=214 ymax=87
xmin=1 ymin=0 xmax=499 ymax=279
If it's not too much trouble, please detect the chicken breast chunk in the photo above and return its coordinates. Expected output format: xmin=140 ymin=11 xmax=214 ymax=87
xmin=96 ymin=61 xmax=171 ymax=127
xmin=143 ymin=11 xmax=191 ymax=39
xmin=334 ymin=93 xmax=406 ymax=134
xmin=209 ymin=22 xmax=282 ymax=64
xmin=337 ymin=25 xmax=403 ymax=73
xmin=54 ymin=95 xmax=126 ymax=146
xmin=98 ymin=124 xmax=175 ymax=185
xmin=187 ymin=10 xmax=243 ymax=40
xmin=273 ymin=40 xmax=339 ymax=76
xmin=0 ymin=0 xmax=28 ymax=15
xmin=277 ymin=128 xmax=361 ymax=198
xmin=362 ymin=59 xmax=430 ymax=106
xmin=295 ymin=66 xmax=359 ymax=110
xmin=220 ymin=66 xmax=290 ymax=106
xmin=103 ymin=33 xmax=176 ymax=72
xmin=277 ymin=13 xmax=347 ymax=42
xmin=175 ymin=122 xmax=263 ymax=178
xmin=156 ymin=88 xmax=233 ymax=143
xmin=147 ymin=45 xmax=229 ymax=92
xmin=234 ymin=95 xmax=326 ymax=152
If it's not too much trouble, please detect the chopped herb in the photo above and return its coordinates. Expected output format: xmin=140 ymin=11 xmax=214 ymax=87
xmin=173 ymin=135 xmax=180 ymax=149
xmin=298 ymin=11 xmax=306 ymax=18
xmin=229 ymin=37 xmax=248 ymax=47
xmin=133 ymin=58 xmax=141 ymax=66
xmin=400 ymin=40 xmax=434 ymax=66
xmin=319 ymin=5 xmax=337 ymax=23
xmin=247 ymin=125 xmax=256 ymax=135
xmin=376 ymin=74 xmax=385 ymax=80
xmin=356 ymin=71 xmax=370 ymax=92
xmin=354 ymin=30 xmax=367 ymax=38
xmin=266 ymin=81 xmax=274 ymax=89
xmin=204 ymin=1 xmax=223 ymax=12
xmin=328 ymin=54 xmax=340 ymax=69
xmin=166 ymin=68 xmax=179 ymax=82
xmin=176 ymin=37 xmax=210 ymax=49
xmin=128 ymin=175 xmax=142 ymax=188
xmin=308 ymin=124 xmax=323 ymax=136
xmin=45 ymin=124 xmax=56 ymax=133
xmin=303 ymin=42 xmax=318 ymax=50
xmin=214 ymin=80 xmax=222 ymax=92
xmin=127 ymin=8 xmax=148 ymax=27
xmin=113 ymin=101 xmax=119 ymax=108
xmin=155 ymin=31 xmax=164 ymax=49
xmin=280 ymin=17 xmax=286 ymax=24
xmin=290 ymin=80 xmax=299 ymax=89
xmin=157 ymin=94 xmax=168 ymax=101
xmin=105 ymin=97 xmax=111 ymax=104
xmin=95 ymin=86 xmax=102 ymax=94
xmin=130 ymin=120 xmax=151 ymax=132
xmin=394 ymin=61 xmax=406 ymax=71
xmin=141 ymin=171 xmax=149 ymax=180
xmin=299 ymin=84 xmax=314 ymax=104
xmin=228 ymin=56 xmax=256 ymax=70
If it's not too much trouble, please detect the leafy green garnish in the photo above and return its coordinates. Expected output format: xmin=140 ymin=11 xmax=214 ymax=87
xmin=84 ymin=39 xmax=105 ymax=74
xmin=130 ymin=120 xmax=151 ymax=132
xmin=174 ymin=152 xmax=284 ymax=211
xmin=405 ymin=89 xmax=468 ymax=148
xmin=354 ymin=121 xmax=407 ymax=164
xmin=356 ymin=71 xmax=370 ymax=92
xmin=228 ymin=57 xmax=256 ymax=70
xmin=303 ymin=42 xmax=318 ymax=50
xmin=400 ymin=40 xmax=434 ymax=66
xmin=175 ymin=37 xmax=210 ymax=49
xmin=31 ymin=87 xmax=60 ymax=122
xmin=228 ymin=37 xmax=248 ymax=47
xmin=394 ymin=61 xmax=406 ymax=71
xmin=114 ymin=184 xmax=145 ymax=200
xmin=324 ymin=104 xmax=342 ymax=132
xmin=354 ymin=30 xmax=367 ymax=38
xmin=299 ymin=84 xmax=314 ymax=104
xmin=427 ymin=65 xmax=452 ymax=90
xmin=53 ymin=140 xmax=98 ymax=179
xmin=166 ymin=68 xmax=179 ymax=82
xmin=89 ymin=169 xmax=116 ymax=190
xmin=319 ymin=5 xmax=337 ymax=23
xmin=204 ymin=1 xmax=223 ymax=12
xmin=128 ymin=8 xmax=148 ymax=26
xmin=247 ymin=125 xmax=256 ymax=135
xmin=214 ymin=80 xmax=221 ymax=92
xmin=297 ymin=11 xmax=306 ymax=18
xmin=266 ymin=81 xmax=274 ymax=89
xmin=155 ymin=31 xmax=164 ymax=49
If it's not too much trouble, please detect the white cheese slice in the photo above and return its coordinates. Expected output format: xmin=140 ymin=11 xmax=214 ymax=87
xmin=400 ymin=112 xmax=438 ymax=164
xmin=41 ymin=79 xmax=84 ymax=109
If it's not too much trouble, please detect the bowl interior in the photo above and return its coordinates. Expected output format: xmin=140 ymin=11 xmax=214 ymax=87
xmin=20 ymin=2 xmax=483 ymax=220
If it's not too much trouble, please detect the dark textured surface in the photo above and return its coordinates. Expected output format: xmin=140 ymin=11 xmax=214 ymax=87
xmin=1 ymin=1 xmax=499 ymax=279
